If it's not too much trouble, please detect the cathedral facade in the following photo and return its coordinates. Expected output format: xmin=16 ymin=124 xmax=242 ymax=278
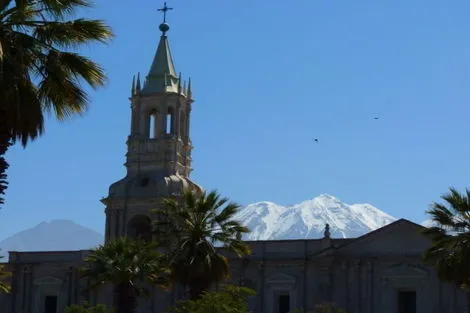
xmin=1 ymin=9 xmax=469 ymax=313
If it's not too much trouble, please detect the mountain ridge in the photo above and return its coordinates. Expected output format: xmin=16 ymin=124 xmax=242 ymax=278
xmin=0 ymin=220 xmax=103 ymax=261
xmin=1 ymin=194 xmax=431 ymax=261
xmin=235 ymin=193 xmax=397 ymax=240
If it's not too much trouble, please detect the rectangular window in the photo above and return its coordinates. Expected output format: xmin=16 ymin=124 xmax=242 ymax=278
xmin=44 ymin=295 xmax=58 ymax=313
xmin=165 ymin=113 xmax=172 ymax=134
xmin=278 ymin=294 xmax=290 ymax=313
xmin=398 ymin=291 xmax=416 ymax=313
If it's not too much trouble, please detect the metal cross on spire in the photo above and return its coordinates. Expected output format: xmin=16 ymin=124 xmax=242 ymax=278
xmin=158 ymin=2 xmax=173 ymax=23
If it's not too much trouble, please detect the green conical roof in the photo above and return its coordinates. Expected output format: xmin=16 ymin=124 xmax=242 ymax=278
xmin=142 ymin=33 xmax=179 ymax=94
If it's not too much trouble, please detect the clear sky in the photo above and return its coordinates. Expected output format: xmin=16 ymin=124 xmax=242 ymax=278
xmin=2 ymin=0 xmax=470 ymax=239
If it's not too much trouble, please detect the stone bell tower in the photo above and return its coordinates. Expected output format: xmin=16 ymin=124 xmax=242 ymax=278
xmin=101 ymin=4 xmax=202 ymax=242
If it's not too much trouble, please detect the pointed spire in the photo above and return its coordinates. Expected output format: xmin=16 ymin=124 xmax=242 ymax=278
xmin=141 ymin=4 xmax=179 ymax=95
xmin=182 ymin=80 xmax=187 ymax=95
xmin=136 ymin=72 xmax=141 ymax=91
xmin=187 ymin=77 xmax=192 ymax=99
xmin=131 ymin=75 xmax=136 ymax=96
xmin=142 ymin=34 xmax=178 ymax=94
xmin=177 ymin=72 xmax=182 ymax=94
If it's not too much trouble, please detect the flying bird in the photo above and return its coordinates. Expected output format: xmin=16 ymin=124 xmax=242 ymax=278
xmin=373 ymin=117 xmax=380 ymax=120
xmin=313 ymin=138 xmax=319 ymax=143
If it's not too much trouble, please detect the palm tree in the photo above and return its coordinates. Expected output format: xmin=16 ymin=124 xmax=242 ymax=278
xmin=0 ymin=252 xmax=10 ymax=294
xmin=422 ymin=187 xmax=470 ymax=288
xmin=81 ymin=238 xmax=170 ymax=313
xmin=153 ymin=189 xmax=251 ymax=300
xmin=0 ymin=0 xmax=113 ymax=207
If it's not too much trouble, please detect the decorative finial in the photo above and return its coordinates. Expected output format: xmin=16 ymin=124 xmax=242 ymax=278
xmin=136 ymin=72 xmax=141 ymax=91
xmin=177 ymin=72 xmax=182 ymax=93
xmin=182 ymin=80 xmax=187 ymax=95
xmin=158 ymin=2 xmax=173 ymax=35
xmin=324 ymin=223 xmax=331 ymax=239
xmin=131 ymin=75 xmax=135 ymax=96
xmin=187 ymin=77 xmax=192 ymax=98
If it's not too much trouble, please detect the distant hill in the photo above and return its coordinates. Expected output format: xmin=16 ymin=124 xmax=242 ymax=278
xmin=0 ymin=220 xmax=103 ymax=261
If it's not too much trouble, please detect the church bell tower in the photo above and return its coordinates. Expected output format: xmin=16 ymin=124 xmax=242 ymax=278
xmin=102 ymin=3 xmax=202 ymax=242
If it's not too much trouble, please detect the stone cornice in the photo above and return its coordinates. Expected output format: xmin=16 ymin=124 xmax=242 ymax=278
xmin=103 ymin=197 xmax=166 ymax=208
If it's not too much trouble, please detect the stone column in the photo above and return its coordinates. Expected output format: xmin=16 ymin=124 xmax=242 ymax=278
xmin=140 ymin=111 xmax=148 ymax=137
xmin=160 ymin=111 xmax=167 ymax=136
xmin=367 ymin=261 xmax=373 ymax=313
xmin=352 ymin=260 xmax=361 ymax=313
xmin=258 ymin=261 xmax=265 ymax=313
xmin=105 ymin=209 xmax=112 ymax=240
xmin=303 ymin=259 xmax=308 ymax=313
xmin=344 ymin=261 xmax=354 ymax=312
xmin=68 ymin=267 xmax=74 ymax=306
xmin=117 ymin=209 xmax=124 ymax=238
xmin=23 ymin=266 xmax=31 ymax=313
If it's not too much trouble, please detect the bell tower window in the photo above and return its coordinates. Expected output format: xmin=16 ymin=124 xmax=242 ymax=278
xmin=149 ymin=109 xmax=157 ymax=139
xmin=166 ymin=107 xmax=175 ymax=134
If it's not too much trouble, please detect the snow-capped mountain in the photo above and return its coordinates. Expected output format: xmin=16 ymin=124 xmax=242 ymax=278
xmin=235 ymin=194 xmax=397 ymax=240
xmin=0 ymin=195 xmax=399 ymax=259
xmin=421 ymin=219 xmax=437 ymax=228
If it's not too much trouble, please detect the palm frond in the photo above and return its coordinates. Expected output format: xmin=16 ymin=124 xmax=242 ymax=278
xmin=81 ymin=237 xmax=170 ymax=291
xmin=30 ymin=0 xmax=92 ymax=20
xmin=423 ymin=187 xmax=470 ymax=287
xmin=154 ymin=189 xmax=251 ymax=297
xmin=0 ymin=0 xmax=113 ymax=145
xmin=0 ymin=253 xmax=11 ymax=294
xmin=32 ymin=18 xmax=112 ymax=48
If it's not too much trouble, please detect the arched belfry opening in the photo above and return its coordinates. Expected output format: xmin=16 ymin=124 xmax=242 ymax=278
xmin=127 ymin=215 xmax=152 ymax=241
xmin=165 ymin=107 xmax=175 ymax=134
xmin=149 ymin=109 xmax=158 ymax=139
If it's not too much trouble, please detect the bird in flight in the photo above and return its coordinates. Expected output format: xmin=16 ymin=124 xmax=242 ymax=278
xmin=373 ymin=117 xmax=379 ymax=120
xmin=313 ymin=138 xmax=319 ymax=143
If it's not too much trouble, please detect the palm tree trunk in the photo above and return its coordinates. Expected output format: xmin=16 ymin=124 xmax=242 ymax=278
xmin=114 ymin=282 xmax=137 ymax=313
xmin=0 ymin=108 xmax=11 ymax=209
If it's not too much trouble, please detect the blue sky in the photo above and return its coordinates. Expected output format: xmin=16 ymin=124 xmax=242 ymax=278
xmin=2 ymin=0 xmax=470 ymax=239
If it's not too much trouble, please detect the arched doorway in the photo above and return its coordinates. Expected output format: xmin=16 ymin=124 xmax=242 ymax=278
xmin=127 ymin=215 xmax=152 ymax=241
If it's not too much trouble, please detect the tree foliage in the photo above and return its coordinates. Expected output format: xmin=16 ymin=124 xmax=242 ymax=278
xmin=167 ymin=285 xmax=255 ymax=313
xmin=422 ymin=187 xmax=470 ymax=288
xmin=80 ymin=238 xmax=170 ymax=313
xmin=0 ymin=0 xmax=113 ymax=207
xmin=153 ymin=189 xmax=251 ymax=299
xmin=0 ymin=252 xmax=10 ymax=294
xmin=65 ymin=302 xmax=110 ymax=313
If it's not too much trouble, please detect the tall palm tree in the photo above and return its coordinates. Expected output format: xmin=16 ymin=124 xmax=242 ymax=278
xmin=81 ymin=238 xmax=170 ymax=313
xmin=0 ymin=0 xmax=113 ymax=207
xmin=153 ymin=189 xmax=251 ymax=300
xmin=422 ymin=187 xmax=470 ymax=288
xmin=0 ymin=253 xmax=10 ymax=294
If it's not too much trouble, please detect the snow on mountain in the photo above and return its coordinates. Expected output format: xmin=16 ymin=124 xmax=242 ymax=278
xmin=0 ymin=220 xmax=103 ymax=261
xmin=421 ymin=219 xmax=437 ymax=228
xmin=0 ymin=195 xmax=397 ymax=259
xmin=236 ymin=194 xmax=397 ymax=240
